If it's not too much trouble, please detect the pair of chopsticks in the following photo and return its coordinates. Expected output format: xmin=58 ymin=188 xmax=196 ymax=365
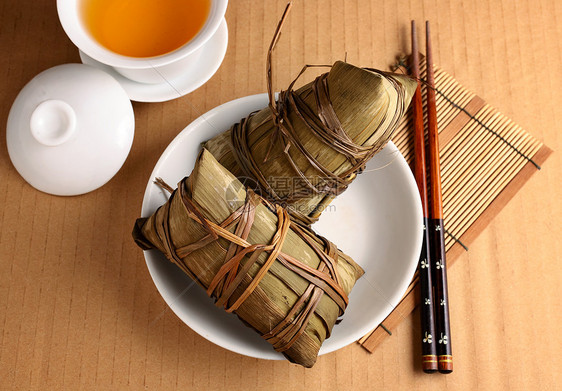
xmin=411 ymin=21 xmax=453 ymax=374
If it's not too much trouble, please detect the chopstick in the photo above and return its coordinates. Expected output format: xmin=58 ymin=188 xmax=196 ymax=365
xmin=410 ymin=20 xmax=438 ymax=374
xmin=426 ymin=21 xmax=453 ymax=374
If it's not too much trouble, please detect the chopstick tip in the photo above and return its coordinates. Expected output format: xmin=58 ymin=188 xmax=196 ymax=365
xmin=425 ymin=21 xmax=432 ymax=58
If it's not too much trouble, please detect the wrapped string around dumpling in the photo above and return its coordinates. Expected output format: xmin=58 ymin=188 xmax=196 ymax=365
xmin=133 ymin=150 xmax=364 ymax=367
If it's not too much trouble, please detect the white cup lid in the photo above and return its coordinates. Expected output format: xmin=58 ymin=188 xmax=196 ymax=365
xmin=6 ymin=63 xmax=135 ymax=196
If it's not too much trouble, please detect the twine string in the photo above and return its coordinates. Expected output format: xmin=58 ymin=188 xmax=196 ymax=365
xmin=143 ymin=175 xmax=350 ymax=353
xmin=230 ymin=2 xmax=413 ymax=225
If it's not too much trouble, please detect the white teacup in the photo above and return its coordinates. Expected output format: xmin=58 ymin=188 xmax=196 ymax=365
xmin=57 ymin=0 xmax=228 ymax=84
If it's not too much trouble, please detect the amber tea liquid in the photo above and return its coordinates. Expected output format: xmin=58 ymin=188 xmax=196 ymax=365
xmin=81 ymin=0 xmax=211 ymax=58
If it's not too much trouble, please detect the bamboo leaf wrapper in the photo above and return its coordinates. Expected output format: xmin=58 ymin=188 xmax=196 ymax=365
xmin=133 ymin=150 xmax=364 ymax=367
xmin=204 ymin=61 xmax=417 ymax=224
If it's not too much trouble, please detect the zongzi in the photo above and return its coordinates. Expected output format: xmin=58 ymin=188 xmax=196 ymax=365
xmin=204 ymin=61 xmax=417 ymax=224
xmin=133 ymin=149 xmax=364 ymax=367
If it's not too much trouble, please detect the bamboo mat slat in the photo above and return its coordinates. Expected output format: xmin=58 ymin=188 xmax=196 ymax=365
xmin=358 ymin=61 xmax=552 ymax=352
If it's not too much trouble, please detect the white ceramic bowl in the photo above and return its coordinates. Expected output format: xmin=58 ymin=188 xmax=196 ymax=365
xmin=141 ymin=94 xmax=423 ymax=360
xmin=57 ymin=0 xmax=228 ymax=84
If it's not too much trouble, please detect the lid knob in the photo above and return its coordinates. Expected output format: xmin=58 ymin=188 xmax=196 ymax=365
xmin=29 ymin=99 xmax=77 ymax=146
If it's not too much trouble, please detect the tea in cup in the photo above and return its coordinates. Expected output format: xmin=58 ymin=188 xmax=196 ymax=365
xmin=57 ymin=0 xmax=228 ymax=84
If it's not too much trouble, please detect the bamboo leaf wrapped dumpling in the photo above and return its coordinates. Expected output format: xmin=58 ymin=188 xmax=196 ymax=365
xmin=133 ymin=150 xmax=364 ymax=367
xmin=204 ymin=61 xmax=417 ymax=224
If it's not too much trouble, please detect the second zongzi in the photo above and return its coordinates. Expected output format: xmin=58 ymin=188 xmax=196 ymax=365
xmin=133 ymin=149 xmax=364 ymax=367
xmin=204 ymin=61 xmax=417 ymax=224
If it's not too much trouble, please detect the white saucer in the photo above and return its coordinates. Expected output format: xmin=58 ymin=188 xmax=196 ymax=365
xmin=79 ymin=19 xmax=228 ymax=103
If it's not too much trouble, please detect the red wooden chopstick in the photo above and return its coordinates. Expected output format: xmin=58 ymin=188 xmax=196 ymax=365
xmin=426 ymin=21 xmax=453 ymax=374
xmin=411 ymin=20 xmax=438 ymax=373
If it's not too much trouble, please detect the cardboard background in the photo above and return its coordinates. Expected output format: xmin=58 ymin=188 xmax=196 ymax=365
xmin=1 ymin=1 xmax=560 ymax=389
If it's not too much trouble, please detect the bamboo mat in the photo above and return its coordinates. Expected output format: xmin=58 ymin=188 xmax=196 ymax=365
xmin=358 ymin=60 xmax=552 ymax=352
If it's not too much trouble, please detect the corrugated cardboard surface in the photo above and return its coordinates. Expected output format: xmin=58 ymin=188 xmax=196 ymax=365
xmin=0 ymin=1 xmax=560 ymax=389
